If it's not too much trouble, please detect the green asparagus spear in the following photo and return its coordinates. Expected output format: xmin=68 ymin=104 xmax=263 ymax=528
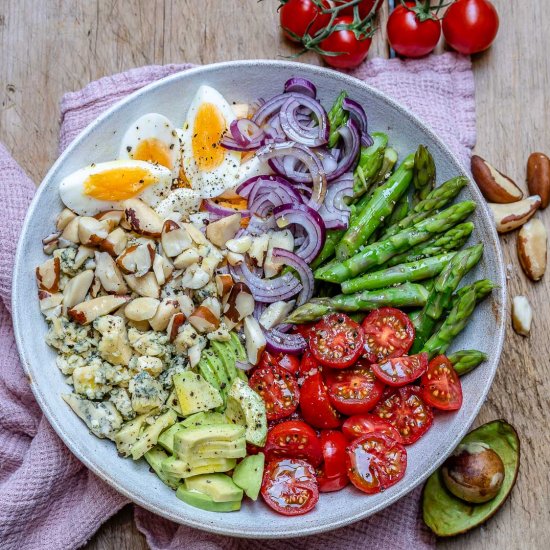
xmin=341 ymin=252 xmax=457 ymax=294
xmin=447 ymin=350 xmax=488 ymax=376
xmin=337 ymin=154 xmax=415 ymax=260
xmin=353 ymin=133 xmax=388 ymax=197
xmin=286 ymin=283 xmax=429 ymax=324
xmin=386 ymin=192 xmax=410 ymax=227
xmin=421 ymin=287 xmax=477 ymax=359
xmin=315 ymin=201 xmax=476 ymax=283
xmin=373 ymin=147 xmax=399 ymax=185
xmin=383 ymin=222 xmax=474 ymax=268
xmin=381 ymin=176 xmax=468 ymax=240
xmin=310 ymin=229 xmax=345 ymax=270
xmin=455 ymin=279 xmax=497 ymax=302
xmin=412 ymin=145 xmax=436 ymax=205
xmin=328 ymin=91 xmax=349 ymax=148
xmin=411 ymin=244 xmax=484 ymax=353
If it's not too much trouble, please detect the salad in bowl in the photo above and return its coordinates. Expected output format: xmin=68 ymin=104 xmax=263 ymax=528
xmin=34 ymin=75 xmax=494 ymax=517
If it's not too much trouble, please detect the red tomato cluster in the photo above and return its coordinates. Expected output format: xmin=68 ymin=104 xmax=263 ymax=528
xmin=250 ymin=308 xmax=464 ymax=515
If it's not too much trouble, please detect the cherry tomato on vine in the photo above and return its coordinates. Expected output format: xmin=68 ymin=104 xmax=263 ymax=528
xmin=259 ymin=350 xmax=300 ymax=376
xmin=387 ymin=2 xmax=441 ymax=58
xmin=309 ymin=312 xmax=364 ymax=368
xmin=324 ymin=359 xmax=385 ymax=415
xmin=372 ymin=386 xmax=433 ymax=445
xmin=342 ymin=413 xmax=403 ymax=443
xmin=265 ymin=420 xmax=323 ymax=466
xmin=442 ymin=0 xmax=499 ymax=55
xmin=319 ymin=16 xmax=373 ymax=69
xmin=279 ymin=0 xmax=331 ymax=42
xmin=261 ymin=458 xmax=319 ymax=515
xmin=339 ymin=0 xmax=383 ymax=18
xmin=249 ymin=364 xmax=300 ymax=421
xmin=316 ymin=430 xmax=349 ymax=492
xmin=420 ymin=355 xmax=463 ymax=411
xmin=299 ymin=372 xmax=342 ymax=429
xmin=362 ymin=307 xmax=415 ymax=364
xmin=346 ymin=432 xmax=407 ymax=494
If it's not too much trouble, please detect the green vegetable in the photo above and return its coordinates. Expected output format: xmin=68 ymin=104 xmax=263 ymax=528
xmin=411 ymin=243 xmax=483 ymax=352
xmin=374 ymin=147 xmax=399 ymax=185
xmin=144 ymin=447 xmax=180 ymax=489
xmin=130 ymin=409 xmax=178 ymax=460
xmin=353 ymin=132 xmax=388 ymax=197
xmin=341 ymin=252 xmax=457 ymax=294
xmin=285 ymin=283 xmax=429 ymax=324
xmin=315 ymin=201 xmax=476 ymax=283
xmin=412 ymin=144 xmax=436 ymax=205
xmin=337 ymin=154 xmax=415 ymax=260
xmin=327 ymin=91 xmax=348 ymax=148
xmin=173 ymin=372 xmax=223 ymax=416
xmin=381 ymin=176 xmax=468 ymax=240
xmin=455 ymin=278 xmax=498 ymax=303
xmin=421 ymin=286 xmax=477 ymax=359
xmin=383 ymin=222 xmax=474 ymax=268
xmin=423 ymin=420 xmax=520 ymax=537
xmin=176 ymin=486 xmax=242 ymax=512
xmin=310 ymin=229 xmax=345 ymax=270
xmin=185 ymin=473 xmax=244 ymax=503
xmin=386 ymin=192 xmax=410 ymax=227
xmin=232 ymin=453 xmax=265 ymax=500
xmin=447 ymin=350 xmax=488 ymax=376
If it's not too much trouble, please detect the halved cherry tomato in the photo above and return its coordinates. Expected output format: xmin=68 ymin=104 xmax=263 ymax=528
xmin=261 ymin=458 xmax=319 ymax=516
xmin=309 ymin=313 xmax=364 ymax=369
xmin=372 ymin=386 xmax=433 ymax=445
xmin=324 ymin=359 xmax=385 ymax=415
xmin=361 ymin=307 xmax=415 ymax=363
xmin=420 ymin=355 xmax=463 ymax=411
xmin=371 ymin=352 xmax=428 ymax=387
xmin=264 ymin=420 xmax=323 ymax=467
xmin=259 ymin=350 xmax=300 ymax=376
xmin=279 ymin=0 xmax=331 ymax=42
xmin=249 ymin=364 xmax=300 ymax=421
xmin=316 ymin=430 xmax=349 ymax=493
xmin=268 ymin=410 xmax=304 ymax=430
xmin=346 ymin=432 xmax=407 ymax=494
xmin=293 ymin=322 xmax=316 ymax=340
xmin=298 ymin=350 xmax=320 ymax=380
xmin=299 ymin=372 xmax=341 ymax=429
xmin=342 ymin=413 xmax=403 ymax=444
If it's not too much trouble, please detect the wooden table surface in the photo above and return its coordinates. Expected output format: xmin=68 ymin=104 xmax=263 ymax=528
xmin=1 ymin=1 xmax=548 ymax=548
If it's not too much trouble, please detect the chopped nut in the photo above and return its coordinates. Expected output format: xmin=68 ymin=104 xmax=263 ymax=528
xmin=512 ymin=295 xmax=532 ymax=336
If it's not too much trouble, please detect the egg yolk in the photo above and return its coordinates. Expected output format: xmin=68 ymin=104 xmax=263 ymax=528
xmin=192 ymin=103 xmax=226 ymax=172
xmin=133 ymin=138 xmax=173 ymax=169
xmin=83 ymin=167 xmax=156 ymax=201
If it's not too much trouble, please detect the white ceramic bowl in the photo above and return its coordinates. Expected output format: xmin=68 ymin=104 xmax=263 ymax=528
xmin=12 ymin=60 xmax=506 ymax=538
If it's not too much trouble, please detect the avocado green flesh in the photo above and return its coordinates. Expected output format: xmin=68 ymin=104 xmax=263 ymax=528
xmin=176 ymin=486 xmax=241 ymax=512
xmin=423 ymin=420 xmax=520 ymax=537
xmin=185 ymin=473 xmax=243 ymax=502
xmin=232 ymin=453 xmax=265 ymax=500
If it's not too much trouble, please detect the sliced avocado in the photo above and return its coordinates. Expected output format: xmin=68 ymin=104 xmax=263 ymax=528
xmin=193 ymin=439 xmax=247 ymax=460
xmin=181 ymin=411 xmax=229 ymax=429
xmin=131 ymin=409 xmax=178 ymax=460
xmin=162 ymin=455 xmax=237 ymax=478
xmin=227 ymin=378 xmax=267 ymax=447
xmin=204 ymin=349 xmax=230 ymax=389
xmin=225 ymin=394 xmax=247 ymax=426
xmin=232 ymin=453 xmax=265 ymax=500
xmin=173 ymin=424 xmax=245 ymax=462
xmin=144 ymin=447 xmax=180 ymax=489
xmin=210 ymin=341 xmax=238 ymax=382
xmin=198 ymin=357 xmax=221 ymax=391
xmin=176 ymin=486 xmax=241 ymax=512
xmin=423 ymin=420 xmax=520 ymax=537
xmin=236 ymin=369 xmax=249 ymax=382
xmin=185 ymin=473 xmax=244 ymax=503
xmin=114 ymin=413 xmax=150 ymax=457
xmin=167 ymin=390 xmax=183 ymax=416
xmin=157 ymin=422 xmax=185 ymax=454
xmin=229 ymin=332 xmax=246 ymax=362
xmin=173 ymin=371 xmax=223 ymax=416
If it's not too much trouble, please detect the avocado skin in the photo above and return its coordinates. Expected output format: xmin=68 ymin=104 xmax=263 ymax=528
xmin=422 ymin=420 xmax=520 ymax=537
xmin=232 ymin=453 xmax=265 ymax=501
xmin=176 ymin=486 xmax=241 ymax=512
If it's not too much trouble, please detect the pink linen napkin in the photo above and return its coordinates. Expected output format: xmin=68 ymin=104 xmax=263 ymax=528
xmin=0 ymin=53 xmax=474 ymax=550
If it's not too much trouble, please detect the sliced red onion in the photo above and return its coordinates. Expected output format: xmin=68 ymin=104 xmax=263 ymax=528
xmin=271 ymin=248 xmax=314 ymax=306
xmin=235 ymin=360 xmax=255 ymax=371
xmin=284 ymin=77 xmax=317 ymax=98
xmin=279 ymin=97 xmax=328 ymax=147
xmin=316 ymin=148 xmax=339 ymax=173
xmin=220 ymin=119 xmax=266 ymax=151
xmin=252 ymin=92 xmax=318 ymax=127
xmin=237 ymin=175 xmax=293 ymax=198
xmin=247 ymin=177 xmax=303 ymax=206
xmin=273 ymin=203 xmax=326 ymax=263
xmin=326 ymin=118 xmax=361 ymax=181
xmin=203 ymin=199 xmax=250 ymax=218
xmin=318 ymin=173 xmax=354 ymax=229
xmin=264 ymin=327 xmax=307 ymax=355
xmin=256 ymin=141 xmax=327 ymax=209
xmin=342 ymin=97 xmax=373 ymax=148
xmin=229 ymin=261 xmax=302 ymax=303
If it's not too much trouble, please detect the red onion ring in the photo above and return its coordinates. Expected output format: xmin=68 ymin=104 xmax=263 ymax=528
xmin=273 ymin=203 xmax=326 ymax=263
xmin=318 ymin=173 xmax=354 ymax=230
xmin=252 ymin=92 xmax=319 ymax=127
xmin=342 ymin=97 xmax=372 ymax=148
xmin=256 ymin=141 xmax=327 ymax=210
xmin=326 ymin=118 xmax=361 ymax=181
xmin=264 ymin=327 xmax=307 ymax=355
xmin=279 ymin=97 xmax=328 ymax=147
xmin=203 ymin=199 xmax=250 ymax=219
xmin=271 ymin=248 xmax=314 ymax=306
xmin=284 ymin=77 xmax=317 ymax=98
xmin=236 ymin=175 xmax=293 ymax=198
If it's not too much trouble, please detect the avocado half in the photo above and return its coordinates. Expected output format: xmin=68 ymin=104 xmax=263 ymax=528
xmin=422 ymin=420 xmax=520 ymax=537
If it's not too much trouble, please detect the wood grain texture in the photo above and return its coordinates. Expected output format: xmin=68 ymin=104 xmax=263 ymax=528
xmin=0 ymin=1 xmax=547 ymax=549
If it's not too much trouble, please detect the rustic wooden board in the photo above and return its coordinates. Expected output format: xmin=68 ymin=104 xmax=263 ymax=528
xmin=0 ymin=1 xmax=548 ymax=548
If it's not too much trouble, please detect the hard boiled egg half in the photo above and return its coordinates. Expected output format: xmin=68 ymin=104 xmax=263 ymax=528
xmin=59 ymin=160 xmax=172 ymax=216
xmin=180 ymin=85 xmax=241 ymax=198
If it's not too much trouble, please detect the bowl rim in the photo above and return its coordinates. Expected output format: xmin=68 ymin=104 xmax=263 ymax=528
xmin=12 ymin=59 xmax=507 ymax=538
